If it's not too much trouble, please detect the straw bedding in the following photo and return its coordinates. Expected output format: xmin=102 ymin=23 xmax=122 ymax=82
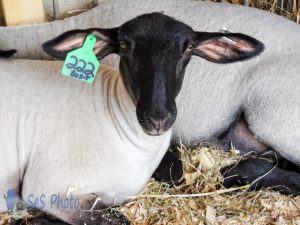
xmin=117 ymin=145 xmax=300 ymax=224
xmin=0 ymin=1 xmax=299 ymax=224
xmin=2 ymin=145 xmax=300 ymax=224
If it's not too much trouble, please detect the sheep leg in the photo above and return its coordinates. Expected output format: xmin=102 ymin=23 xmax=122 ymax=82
xmin=69 ymin=195 xmax=129 ymax=225
xmin=219 ymin=114 xmax=300 ymax=171
xmin=153 ymin=115 xmax=270 ymax=186
xmin=218 ymin=114 xmax=269 ymax=154
xmin=152 ymin=150 xmax=183 ymax=185
xmin=17 ymin=192 xmax=130 ymax=225
xmin=12 ymin=217 xmax=70 ymax=225
xmin=222 ymin=153 xmax=300 ymax=196
xmin=12 ymin=208 xmax=129 ymax=225
xmin=74 ymin=208 xmax=129 ymax=225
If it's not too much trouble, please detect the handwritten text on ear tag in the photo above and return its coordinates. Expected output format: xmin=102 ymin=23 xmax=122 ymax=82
xmin=61 ymin=34 xmax=100 ymax=84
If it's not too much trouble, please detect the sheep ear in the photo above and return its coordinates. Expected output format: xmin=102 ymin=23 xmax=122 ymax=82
xmin=0 ymin=49 xmax=16 ymax=58
xmin=42 ymin=28 xmax=118 ymax=60
xmin=192 ymin=32 xmax=264 ymax=63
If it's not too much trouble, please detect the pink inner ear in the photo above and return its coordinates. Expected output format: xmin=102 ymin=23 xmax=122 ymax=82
xmin=228 ymin=38 xmax=254 ymax=52
xmin=197 ymin=44 xmax=224 ymax=60
xmin=93 ymin=40 xmax=108 ymax=55
xmin=91 ymin=30 xmax=111 ymax=55
xmin=55 ymin=34 xmax=86 ymax=51
xmin=197 ymin=38 xmax=255 ymax=60
xmin=54 ymin=31 xmax=110 ymax=55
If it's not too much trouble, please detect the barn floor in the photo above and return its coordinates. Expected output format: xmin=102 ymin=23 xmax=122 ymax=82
xmin=1 ymin=145 xmax=300 ymax=225
xmin=0 ymin=0 xmax=299 ymax=224
xmin=118 ymin=146 xmax=300 ymax=224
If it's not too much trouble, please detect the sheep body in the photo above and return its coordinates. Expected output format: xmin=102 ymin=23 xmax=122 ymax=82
xmin=1 ymin=0 xmax=299 ymax=163
xmin=0 ymin=59 xmax=171 ymax=223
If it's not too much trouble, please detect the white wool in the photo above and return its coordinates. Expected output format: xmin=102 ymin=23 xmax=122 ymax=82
xmin=0 ymin=60 xmax=171 ymax=223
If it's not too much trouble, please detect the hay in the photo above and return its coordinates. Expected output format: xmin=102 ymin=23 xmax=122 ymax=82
xmin=117 ymin=145 xmax=300 ymax=224
xmin=2 ymin=146 xmax=300 ymax=224
xmin=56 ymin=0 xmax=300 ymax=24
xmin=0 ymin=1 xmax=299 ymax=224
xmin=224 ymin=0 xmax=300 ymax=24
xmin=0 ymin=213 xmax=9 ymax=225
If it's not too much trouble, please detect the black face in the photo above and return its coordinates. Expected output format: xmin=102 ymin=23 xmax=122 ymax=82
xmin=117 ymin=13 xmax=194 ymax=135
xmin=42 ymin=12 xmax=264 ymax=136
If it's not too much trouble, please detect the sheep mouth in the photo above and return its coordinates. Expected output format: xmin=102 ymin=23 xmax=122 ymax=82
xmin=144 ymin=128 xmax=169 ymax=136
xmin=137 ymin=113 xmax=176 ymax=136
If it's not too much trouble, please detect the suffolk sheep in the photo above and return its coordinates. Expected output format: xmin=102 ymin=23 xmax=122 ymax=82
xmin=38 ymin=5 xmax=300 ymax=190
xmin=0 ymin=1 xmax=299 ymax=224
xmin=0 ymin=11 xmax=266 ymax=224
xmin=0 ymin=59 xmax=172 ymax=225
xmin=2 ymin=0 xmax=299 ymax=152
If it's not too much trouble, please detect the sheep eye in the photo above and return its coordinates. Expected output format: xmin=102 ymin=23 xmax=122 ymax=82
xmin=187 ymin=42 xmax=195 ymax=50
xmin=119 ymin=41 xmax=128 ymax=52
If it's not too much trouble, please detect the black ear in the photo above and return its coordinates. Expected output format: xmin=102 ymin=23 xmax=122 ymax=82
xmin=0 ymin=49 xmax=17 ymax=58
xmin=192 ymin=32 xmax=264 ymax=63
xmin=42 ymin=28 xmax=118 ymax=60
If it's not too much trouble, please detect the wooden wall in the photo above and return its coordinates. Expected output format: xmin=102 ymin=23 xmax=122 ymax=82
xmin=1 ymin=0 xmax=45 ymax=26
xmin=0 ymin=2 xmax=4 ymax=25
xmin=43 ymin=0 xmax=91 ymax=19
xmin=0 ymin=0 xmax=103 ymax=26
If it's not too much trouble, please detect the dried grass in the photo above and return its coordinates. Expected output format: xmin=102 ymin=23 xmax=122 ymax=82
xmin=0 ymin=213 xmax=9 ymax=225
xmin=224 ymin=0 xmax=300 ymax=24
xmin=0 ymin=1 xmax=299 ymax=224
xmin=250 ymin=0 xmax=298 ymax=21
xmin=117 ymin=145 xmax=300 ymax=225
xmin=2 ymin=145 xmax=300 ymax=224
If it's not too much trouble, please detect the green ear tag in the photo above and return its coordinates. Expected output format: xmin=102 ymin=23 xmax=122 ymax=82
xmin=61 ymin=34 xmax=100 ymax=83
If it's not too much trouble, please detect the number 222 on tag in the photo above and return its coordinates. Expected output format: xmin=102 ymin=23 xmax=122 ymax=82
xmin=61 ymin=34 xmax=100 ymax=84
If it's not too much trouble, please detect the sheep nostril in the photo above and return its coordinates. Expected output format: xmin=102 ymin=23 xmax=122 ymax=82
xmin=148 ymin=117 xmax=162 ymax=131
xmin=147 ymin=113 xmax=171 ymax=132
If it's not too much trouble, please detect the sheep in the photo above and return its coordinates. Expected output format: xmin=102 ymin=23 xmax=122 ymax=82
xmin=41 ymin=9 xmax=300 ymax=195
xmin=0 ymin=58 xmax=172 ymax=224
xmin=0 ymin=1 xmax=299 ymax=223
xmin=1 ymin=0 xmax=298 ymax=151
xmin=33 ymin=1 xmax=300 ymax=192
xmin=0 ymin=11 xmax=265 ymax=225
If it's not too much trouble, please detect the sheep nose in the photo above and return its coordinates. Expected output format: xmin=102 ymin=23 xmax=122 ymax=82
xmin=148 ymin=113 xmax=171 ymax=132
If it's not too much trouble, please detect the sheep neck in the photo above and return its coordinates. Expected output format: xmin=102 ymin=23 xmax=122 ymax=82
xmin=102 ymin=70 xmax=172 ymax=154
